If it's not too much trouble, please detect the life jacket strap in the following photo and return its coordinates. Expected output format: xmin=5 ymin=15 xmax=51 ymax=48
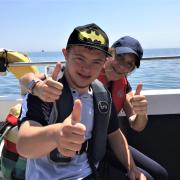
xmin=87 ymin=153 xmax=99 ymax=180
xmin=76 ymin=140 xmax=89 ymax=155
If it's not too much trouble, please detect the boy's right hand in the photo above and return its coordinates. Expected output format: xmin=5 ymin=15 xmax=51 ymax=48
xmin=57 ymin=99 xmax=86 ymax=157
xmin=33 ymin=62 xmax=63 ymax=102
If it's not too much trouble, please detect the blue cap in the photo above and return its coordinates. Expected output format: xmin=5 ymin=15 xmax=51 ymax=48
xmin=112 ymin=36 xmax=143 ymax=68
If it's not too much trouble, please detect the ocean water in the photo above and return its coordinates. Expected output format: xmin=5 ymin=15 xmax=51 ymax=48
xmin=0 ymin=48 xmax=180 ymax=96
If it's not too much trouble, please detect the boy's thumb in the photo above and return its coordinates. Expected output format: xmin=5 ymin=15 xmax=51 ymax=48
xmin=134 ymin=82 xmax=143 ymax=95
xmin=51 ymin=62 xmax=61 ymax=80
xmin=71 ymin=99 xmax=82 ymax=125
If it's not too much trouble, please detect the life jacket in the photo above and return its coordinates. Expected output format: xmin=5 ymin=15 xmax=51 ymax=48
xmin=48 ymin=75 xmax=112 ymax=164
xmin=98 ymin=69 xmax=127 ymax=113
xmin=0 ymin=104 xmax=26 ymax=180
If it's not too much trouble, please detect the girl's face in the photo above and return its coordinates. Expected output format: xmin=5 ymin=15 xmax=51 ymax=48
xmin=105 ymin=51 xmax=137 ymax=81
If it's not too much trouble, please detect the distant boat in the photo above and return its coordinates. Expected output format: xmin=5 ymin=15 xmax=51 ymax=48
xmin=41 ymin=50 xmax=45 ymax=52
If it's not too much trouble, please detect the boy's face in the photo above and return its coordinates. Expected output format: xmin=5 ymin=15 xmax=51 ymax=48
xmin=64 ymin=45 xmax=106 ymax=91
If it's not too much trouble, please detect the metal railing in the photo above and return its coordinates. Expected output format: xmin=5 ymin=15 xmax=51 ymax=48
xmin=142 ymin=55 xmax=180 ymax=60
xmin=5 ymin=55 xmax=180 ymax=67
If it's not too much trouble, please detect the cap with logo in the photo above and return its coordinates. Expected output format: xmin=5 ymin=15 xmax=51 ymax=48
xmin=67 ymin=23 xmax=111 ymax=56
xmin=112 ymin=36 xmax=143 ymax=68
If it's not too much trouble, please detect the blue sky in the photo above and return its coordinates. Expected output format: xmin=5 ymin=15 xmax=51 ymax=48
xmin=1 ymin=0 xmax=180 ymax=51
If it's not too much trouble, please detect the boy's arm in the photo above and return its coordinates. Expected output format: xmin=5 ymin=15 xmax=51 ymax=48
xmin=17 ymin=99 xmax=86 ymax=159
xmin=123 ymin=83 xmax=148 ymax=132
xmin=20 ymin=72 xmax=44 ymax=95
xmin=108 ymin=129 xmax=146 ymax=180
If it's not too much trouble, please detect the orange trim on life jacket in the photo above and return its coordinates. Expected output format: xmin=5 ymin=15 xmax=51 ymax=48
xmin=111 ymin=77 xmax=127 ymax=113
xmin=98 ymin=69 xmax=127 ymax=113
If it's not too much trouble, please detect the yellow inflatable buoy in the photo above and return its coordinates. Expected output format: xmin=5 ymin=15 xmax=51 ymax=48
xmin=0 ymin=48 xmax=39 ymax=79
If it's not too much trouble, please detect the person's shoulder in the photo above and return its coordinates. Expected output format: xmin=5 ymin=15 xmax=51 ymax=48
xmin=20 ymin=93 xmax=53 ymax=126
xmin=23 ymin=93 xmax=52 ymax=108
xmin=92 ymin=79 xmax=110 ymax=93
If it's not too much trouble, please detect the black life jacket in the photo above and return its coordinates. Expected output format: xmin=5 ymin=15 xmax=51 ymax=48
xmin=48 ymin=75 xmax=112 ymax=164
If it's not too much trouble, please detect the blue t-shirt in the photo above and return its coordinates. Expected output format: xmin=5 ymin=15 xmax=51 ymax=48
xmin=19 ymin=85 xmax=118 ymax=180
xmin=20 ymin=89 xmax=94 ymax=180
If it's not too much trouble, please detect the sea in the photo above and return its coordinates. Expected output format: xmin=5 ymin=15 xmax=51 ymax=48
xmin=0 ymin=48 xmax=180 ymax=96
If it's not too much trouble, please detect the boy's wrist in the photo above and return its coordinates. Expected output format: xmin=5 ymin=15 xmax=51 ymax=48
xmin=27 ymin=79 xmax=41 ymax=95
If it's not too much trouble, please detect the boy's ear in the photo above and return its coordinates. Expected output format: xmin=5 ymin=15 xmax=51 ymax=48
xmin=62 ymin=48 xmax=68 ymax=60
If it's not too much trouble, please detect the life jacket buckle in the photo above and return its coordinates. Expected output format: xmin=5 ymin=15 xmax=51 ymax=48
xmin=85 ymin=140 xmax=89 ymax=152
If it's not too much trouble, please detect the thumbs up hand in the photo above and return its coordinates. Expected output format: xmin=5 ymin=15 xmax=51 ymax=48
xmin=57 ymin=99 xmax=86 ymax=157
xmin=134 ymin=82 xmax=143 ymax=96
xmin=33 ymin=62 xmax=64 ymax=102
xmin=130 ymin=83 xmax=147 ymax=117
xmin=51 ymin=62 xmax=62 ymax=81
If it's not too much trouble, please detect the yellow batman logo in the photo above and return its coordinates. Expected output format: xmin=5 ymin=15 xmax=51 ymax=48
xmin=79 ymin=30 xmax=105 ymax=45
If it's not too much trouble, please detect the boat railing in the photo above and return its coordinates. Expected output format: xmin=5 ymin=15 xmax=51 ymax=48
xmin=6 ymin=55 xmax=180 ymax=67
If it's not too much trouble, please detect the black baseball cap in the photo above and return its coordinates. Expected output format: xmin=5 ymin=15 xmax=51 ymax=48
xmin=112 ymin=36 xmax=143 ymax=68
xmin=67 ymin=23 xmax=111 ymax=56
